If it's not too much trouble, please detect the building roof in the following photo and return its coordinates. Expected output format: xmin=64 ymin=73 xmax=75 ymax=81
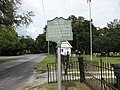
xmin=61 ymin=41 xmax=72 ymax=48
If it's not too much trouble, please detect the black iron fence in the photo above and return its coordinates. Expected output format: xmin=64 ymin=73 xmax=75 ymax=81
xmin=47 ymin=61 xmax=80 ymax=83
xmin=83 ymin=58 xmax=120 ymax=90
xmin=47 ymin=54 xmax=120 ymax=90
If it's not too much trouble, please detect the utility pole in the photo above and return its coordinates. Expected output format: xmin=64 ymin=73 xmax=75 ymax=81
xmin=88 ymin=0 xmax=92 ymax=61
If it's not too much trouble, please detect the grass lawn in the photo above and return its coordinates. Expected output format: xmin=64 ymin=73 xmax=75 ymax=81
xmin=36 ymin=54 xmax=120 ymax=69
xmin=36 ymin=55 xmax=56 ymax=69
xmin=82 ymin=55 xmax=120 ymax=64
xmin=0 ymin=59 xmax=16 ymax=63
xmin=24 ymin=81 xmax=90 ymax=90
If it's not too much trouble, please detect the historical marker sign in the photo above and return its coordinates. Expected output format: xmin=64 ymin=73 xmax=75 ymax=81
xmin=46 ymin=17 xmax=73 ymax=42
xmin=46 ymin=17 xmax=73 ymax=90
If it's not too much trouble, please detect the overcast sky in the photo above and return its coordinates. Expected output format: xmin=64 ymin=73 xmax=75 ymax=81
xmin=16 ymin=0 xmax=120 ymax=39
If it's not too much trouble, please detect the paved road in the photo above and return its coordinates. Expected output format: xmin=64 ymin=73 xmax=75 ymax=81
xmin=0 ymin=54 xmax=47 ymax=90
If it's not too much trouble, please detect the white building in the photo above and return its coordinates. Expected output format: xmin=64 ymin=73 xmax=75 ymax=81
xmin=61 ymin=41 xmax=72 ymax=56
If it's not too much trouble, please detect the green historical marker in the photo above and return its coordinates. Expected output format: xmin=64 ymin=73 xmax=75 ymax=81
xmin=46 ymin=17 xmax=73 ymax=90
xmin=46 ymin=17 xmax=73 ymax=42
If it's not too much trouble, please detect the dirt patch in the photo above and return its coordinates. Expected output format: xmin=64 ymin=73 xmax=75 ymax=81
xmin=23 ymin=70 xmax=47 ymax=90
xmin=23 ymin=81 xmax=90 ymax=90
xmin=35 ymin=68 xmax=47 ymax=74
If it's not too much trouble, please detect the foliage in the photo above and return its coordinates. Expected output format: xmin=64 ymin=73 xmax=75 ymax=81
xmin=0 ymin=29 xmax=40 ymax=55
xmin=0 ymin=0 xmax=34 ymax=55
xmin=36 ymin=33 xmax=56 ymax=53
xmin=68 ymin=15 xmax=97 ymax=54
xmin=36 ymin=16 xmax=120 ymax=55
xmin=93 ymin=19 xmax=120 ymax=56
xmin=0 ymin=25 xmax=20 ymax=55
xmin=36 ymin=33 xmax=47 ymax=53
xmin=19 ymin=36 xmax=40 ymax=54
xmin=0 ymin=0 xmax=34 ymax=26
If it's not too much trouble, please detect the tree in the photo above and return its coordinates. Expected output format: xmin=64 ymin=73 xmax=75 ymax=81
xmin=19 ymin=36 xmax=39 ymax=54
xmin=0 ymin=0 xmax=34 ymax=55
xmin=107 ymin=19 xmax=120 ymax=52
xmin=93 ymin=19 xmax=120 ymax=56
xmin=0 ymin=26 xmax=21 ymax=55
xmin=0 ymin=0 xmax=34 ymax=26
xmin=36 ymin=33 xmax=48 ymax=53
xmin=68 ymin=15 xmax=97 ymax=54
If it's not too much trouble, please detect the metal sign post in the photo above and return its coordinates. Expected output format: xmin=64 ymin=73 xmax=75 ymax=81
xmin=57 ymin=41 xmax=61 ymax=90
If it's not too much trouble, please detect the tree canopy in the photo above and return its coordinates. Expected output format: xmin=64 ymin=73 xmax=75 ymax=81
xmin=93 ymin=19 xmax=120 ymax=56
xmin=0 ymin=0 xmax=34 ymax=26
xmin=0 ymin=25 xmax=20 ymax=55
xmin=0 ymin=0 xmax=35 ymax=55
xmin=35 ymin=16 xmax=120 ymax=56
xmin=68 ymin=15 xmax=97 ymax=54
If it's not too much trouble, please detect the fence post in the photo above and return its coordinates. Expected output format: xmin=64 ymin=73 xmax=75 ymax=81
xmin=111 ymin=64 xmax=120 ymax=90
xmin=100 ymin=59 xmax=103 ymax=90
xmin=47 ymin=64 xmax=49 ymax=83
xmin=65 ymin=52 xmax=69 ymax=75
xmin=78 ymin=51 xmax=85 ymax=83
